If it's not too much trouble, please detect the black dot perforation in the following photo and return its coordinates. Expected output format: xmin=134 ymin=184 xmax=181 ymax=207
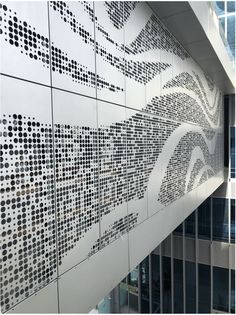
xmin=0 ymin=114 xmax=57 ymax=312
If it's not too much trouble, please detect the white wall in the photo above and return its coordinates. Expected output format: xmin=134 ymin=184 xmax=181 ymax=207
xmin=0 ymin=1 xmax=224 ymax=313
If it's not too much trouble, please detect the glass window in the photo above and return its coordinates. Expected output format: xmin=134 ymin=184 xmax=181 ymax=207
xmin=119 ymin=278 xmax=129 ymax=313
xmin=219 ymin=16 xmax=225 ymax=33
xmin=186 ymin=261 xmax=196 ymax=313
xmin=198 ymin=198 xmax=211 ymax=240
xmin=213 ymin=266 xmax=229 ymax=312
xmin=141 ymin=257 xmax=150 ymax=313
xmin=185 ymin=212 xmax=195 ymax=238
xmin=231 ymin=199 xmax=235 ymax=243
xmin=97 ymin=293 xmax=112 ymax=313
xmin=215 ymin=1 xmax=225 ymax=15
xmin=174 ymin=259 xmax=184 ymax=313
xmin=162 ymin=256 xmax=172 ymax=313
xmin=213 ymin=198 xmax=229 ymax=242
xmin=174 ymin=223 xmax=183 ymax=236
xmin=231 ymin=270 xmax=235 ymax=314
xmin=128 ymin=266 xmax=139 ymax=313
xmin=198 ymin=264 xmax=211 ymax=313
xmin=152 ymin=254 xmax=160 ymax=313
xmin=227 ymin=16 xmax=235 ymax=57
xmin=230 ymin=127 xmax=236 ymax=178
xmin=227 ymin=1 xmax=235 ymax=12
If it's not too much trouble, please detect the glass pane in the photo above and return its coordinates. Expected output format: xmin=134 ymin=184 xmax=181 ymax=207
xmin=231 ymin=270 xmax=235 ymax=313
xmin=227 ymin=1 xmax=235 ymax=12
xmin=213 ymin=198 xmax=229 ymax=242
xmin=174 ymin=259 xmax=184 ymax=313
xmin=185 ymin=211 xmax=195 ymax=238
xmin=97 ymin=294 xmax=112 ymax=313
xmin=186 ymin=261 xmax=196 ymax=313
xmin=231 ymin=199 xmax=235 ymax=243
xmin=152 ymin=254 xmax=160 ymax=313
xmin=198 ymin=198 xmax=211 ymax=240
xmin=128 ymin=266 xmax=139 ymax=313
xmin=198 ymin=263 xmax=211 ymax=313
xmin=214 ymin=1 xmax=225 ymax=15
xmin=219 ymin=16 xmax=225 ymax=33
xmin=213 ymin=266 xmax=229 ymax=312
xmin=119 ymin=279 xmax=129 ymax=313
xmin=174 ymin=223 xmax=183 ymax=236
xmin=141 ymin=257 xmax=150 ymax=313
xmin=227 ymin=16 xmax=235 ymax=57
xmin=231 ymin=127 xmax=236 ymax=177
xmin=162 ymin=256 xmax=172 ymax=313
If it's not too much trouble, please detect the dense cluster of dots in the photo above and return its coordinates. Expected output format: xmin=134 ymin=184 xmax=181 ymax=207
xmin=158 ymin=131 xmax=223 ymax=206
xmin=0 ymin=114 xmax=57 ymax=312
xmin=0 ymin=1 xmax=224 ymax=313
xmin=104 ymin=2 xmax=137 ymax=30
xmin=187 ymin=159 xmax=205 ymax=192
xmin=90 ymin=213 xmax=138 ymax=256
xmin=163 ymin=72 xmax=221 ymax=125
xmin=145 ymin=92 xmax=217 ymax=129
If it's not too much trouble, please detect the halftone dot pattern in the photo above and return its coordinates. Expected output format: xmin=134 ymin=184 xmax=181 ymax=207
xmin=0 ymin=0 xmax=224 ymax=313
xmin=0 ymin=114 xmax=57 ymax=312
xmin=89 ymin=213 xmax=138 ymax=256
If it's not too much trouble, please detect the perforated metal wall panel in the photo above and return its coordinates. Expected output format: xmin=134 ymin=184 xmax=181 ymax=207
xmin=0 ymin=1 xmax=224 ymax=313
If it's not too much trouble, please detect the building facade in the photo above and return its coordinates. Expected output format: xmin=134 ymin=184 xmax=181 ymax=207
xmin=0 ymin=1 xmax=234 ymax=313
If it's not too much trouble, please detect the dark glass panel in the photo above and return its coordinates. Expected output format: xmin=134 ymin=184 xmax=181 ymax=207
xmin=186 ymin=261 xmax=196 ymax=313
xmin=174 ymin=223 xmax=183 ymax=236
xmin=230 ymin=127 xmax=236 ymax=177
xmin=151 ymin=254 xmax=160 ymax=313
xmin=198 ymin=198 xmax=211 ymax=240
xmin=198 ymin=263 xmax=211 ymax=313
xmin=231 ymin=270 xmax=235 ymax=313
xmin=185 ymin=211 xmax=195 ymax=238
xmin=213 ymin=266 xmax=229 ymax=312
xmin=213 ymin=198 xmax=229 ymax=242
xmin=162 ymin=256 xmax=172 ymax=313
xmin=141 ymin=257 xmax=150 ymax=313
xmin=174 ymin=259 xmax=183 ymax=313
xmin=231 ymin=199 xmax=235 ymax=243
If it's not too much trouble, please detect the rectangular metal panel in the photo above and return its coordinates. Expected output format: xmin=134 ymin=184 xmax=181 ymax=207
xmin=58 ymin=235 xmax=129 ymax=313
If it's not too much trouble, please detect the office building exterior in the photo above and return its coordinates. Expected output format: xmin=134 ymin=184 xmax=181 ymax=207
xmin=0 ymin=1 xmax=235 ymax=313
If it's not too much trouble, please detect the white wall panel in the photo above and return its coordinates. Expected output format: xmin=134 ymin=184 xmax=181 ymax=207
xmin=49 ymin=2 xmax=96 ymax=97
xmin=58 ymin=235 xmax=129 ymax=313
xmin=0 ymin=1 xmax=225 ymax=313
xmin=6 ymin=281 xmax=58 ymax=314
xmin=0 ymin=1 xmax=50 ymax=84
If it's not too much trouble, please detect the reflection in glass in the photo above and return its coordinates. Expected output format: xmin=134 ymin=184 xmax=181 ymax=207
xmin=227 ymin=16 xmax=235 ymax=57
xmin=227 ymin=1 xmax=235 ymax=12
xmin=151 ymin=254 xmax=160 ymax=313
xmin=186 ymin=261 xmax=196 ymax=313
xmin=185 ymin=212 xmax=195 ymax=238
xmin=119 ymin=278 xmax=129 ymax=313
xmin=174 ymin=259 xmax=183 ymax=313
xmin=198 ymin=263 xmax=211 ymax=313
xmin=162 ymin=256 xmax=172 ymax=313
xmin=215 ymin=1 xmax=225 ymax=15
xmin=213 ymin=198 xmax=229 ymax=242
xmin=231 ymin=199 xmax=235 ymax=243
xmin=128 ymin=266 xmax=139 ymax=313
xmin=141 ymin=257 xmax=150 ymax=313
xmin=231 ymin=270 xmax=235 ymax=313
xmin=213 ymin=266 xmax=229 ymax=312
xmin=97 ymin=294 xmax=112 ymax=313
xmin=198 ymin=198 xmax=211 ymax=240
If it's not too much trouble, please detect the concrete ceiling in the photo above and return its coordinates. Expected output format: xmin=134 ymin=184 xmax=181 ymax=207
xmin=148 ymin=1 xmax=235 ymax=94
